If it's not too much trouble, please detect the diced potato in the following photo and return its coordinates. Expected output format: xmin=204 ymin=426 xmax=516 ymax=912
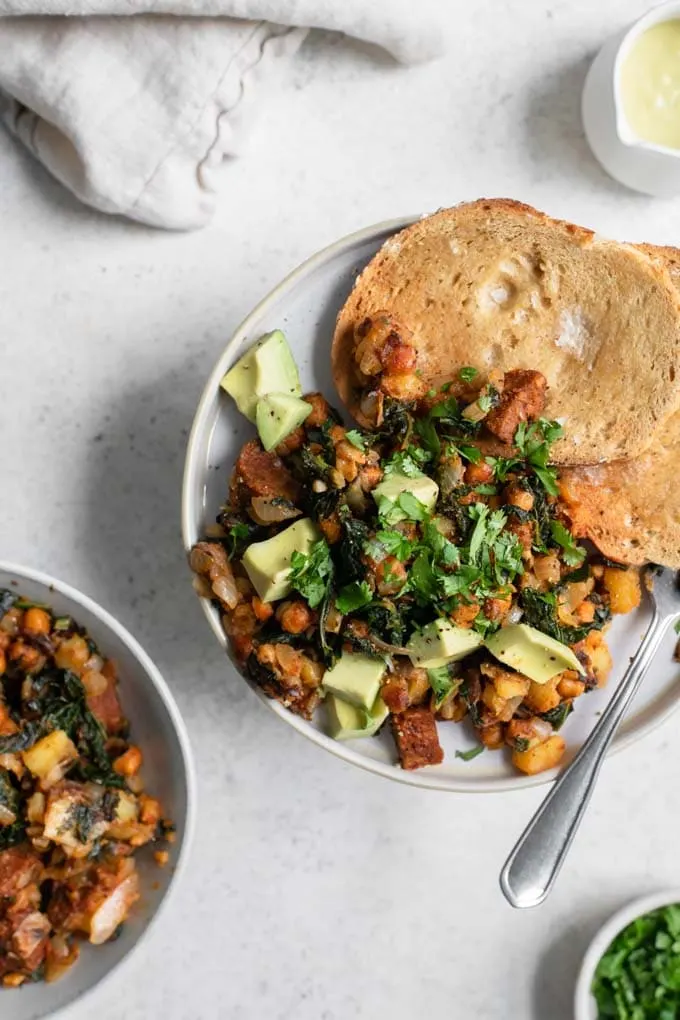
xmin=22 ymin=730 xmax=77 ymax=781
xmin=481 ymin=684 xmax=510 ymax=721
xmin=586 ymin=631 xmax=613 ymax=687
xmin=106 ymin=791 xmax=140 ymax=840
xmin=603 ymin=567 xmax=641 ymax=615
xmin=54 ymin=635 xmax=90 ymax=673
xmin=512 ymin=735 xmax=566 ymax=775
xmin=491 ymin=671 xmax=530 ymax=701
xmin=524 ymin=677 xmax=561 ymax=714
xmin=479 ymin=723 xmax=504 ymax=749
xmin=557 ymin=673 xmax=586 ymax=700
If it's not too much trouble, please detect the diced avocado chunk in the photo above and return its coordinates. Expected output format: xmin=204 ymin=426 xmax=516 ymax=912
xmin=322 ymin=652 xmax=386 ymax=710
xmin=484 ymin=623 xmax=585 ymax=685
xmin=327 ymin=694 xmax=389 ymax=741
xmin=220 ymin=330 xmax=302 ymax=422
xmin=256 ymin=392 xmax=312 ymax=452
xmin=373 ymin=471 xmax=439 ymax=520
xmin=407 ymin=618 xmax=483 ymax=668
xmin=242 ymin=518 xmax=319 ymax=603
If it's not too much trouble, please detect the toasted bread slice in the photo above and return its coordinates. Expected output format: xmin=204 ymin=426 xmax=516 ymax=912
xmin=333 ymin=200 xmax=680 ymax=465
xmin=559 ymin=242 xmax=680 ymax=568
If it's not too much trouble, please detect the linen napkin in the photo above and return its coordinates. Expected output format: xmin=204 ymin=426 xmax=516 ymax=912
xmin=0 ymin=1 xmax=444 ymax=229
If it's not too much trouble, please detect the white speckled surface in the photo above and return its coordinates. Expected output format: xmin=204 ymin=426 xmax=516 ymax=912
xmin=2 ymin=4 xmax=680 ymax=1017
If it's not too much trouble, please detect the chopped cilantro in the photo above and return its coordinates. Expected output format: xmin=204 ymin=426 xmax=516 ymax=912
xmin=427 ymin=664 xmax=458 ymax=708
xmin=592 ymin=905 xmax=680 ymax=1018
xmin=514 ymin=418 xmax=563 ymax=496
xmin=447 ymin=442 xmax=482 ymax=465
xmin=440 ymin=381 xmax=453 ymax=393
xmin=427 ymin=388 xmax=437 ymax=398
xmin=335 ymin=581 xmax=373 ymax=614
xmin=227 ymin=522 xmax=251 ymax=559
xmin=373 ymin=529 xmax=415 ymax=561
xmin=289 ymin=539 xmax=334 ymax=608
xmin=345 ymin=430 xmax=366 ymax=450
xmin=549 ymin=520 xmax=586 ymax=567
xmin=459 ymin=366 xmax=479 ymax=383
xmin=382 ymin=446 xmax=430 ymax=478
xmin=455 ymin=745 xmax=485 ymax=762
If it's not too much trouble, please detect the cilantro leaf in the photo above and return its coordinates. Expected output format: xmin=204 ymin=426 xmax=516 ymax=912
xmin=345 ymin=430 xmax=366 ymax=451
xmin=373 ymin=529 xmax=415 ymax=561
xmin=459 ymin=366 xmax=478 ymax=383
xmin=549 ymin=520 xmax=586 ymax=567
xmin=455 ymin=745 xmax=485 ymax=762
xmin=289 ymin=539 xmax=334 ymax=608
xmin=335 ymin=581 xmax=373 ymax=614
xmin=227 ymin=522 xmax=252 ymax=559
xmin=397 ymin=492 xmax=430 ymax=522
xmin=514 ymin=419 xmax=563 ymax=495
xmin=427 ymin=665 xmax=459 ymax=708
xmin=383 ymin=447 xmax=430 ymax=478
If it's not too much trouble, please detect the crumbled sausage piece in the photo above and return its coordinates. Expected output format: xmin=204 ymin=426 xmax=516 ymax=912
xmin=0 ymin=849 xmax=42 ymax=899
xmin=485 ymin=370 xmax=547 ymax=443
xmin=391 ymin=707 xmax=444 ymax=770
xmin=230 ymin=439 xmax=301 ymax=503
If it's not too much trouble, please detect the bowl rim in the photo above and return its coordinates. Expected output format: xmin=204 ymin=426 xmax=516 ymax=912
xmin=181 ymin=214 xmax=680 ymax=794
xmin=574 ymin=888 xmax=680 ymax=1020
xmin=0 ymin=559 xmax=196 ymax=1020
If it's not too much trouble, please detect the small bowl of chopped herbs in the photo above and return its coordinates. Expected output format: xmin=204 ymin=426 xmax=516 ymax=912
xmin=575 ymin=890 xmax=680 ymax=1020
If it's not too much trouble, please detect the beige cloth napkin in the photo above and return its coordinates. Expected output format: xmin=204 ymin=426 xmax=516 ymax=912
xmin=0 ymin=2 xmax=444 ymax=228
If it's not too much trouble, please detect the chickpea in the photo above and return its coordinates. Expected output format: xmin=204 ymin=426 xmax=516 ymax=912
xmin=252 ymin=597 xmax=274 ymax=622
xmin=504 ymin=483 xmax=534 ymax=512
xmin=304 ymin=393 xmax=331 ymax=427
xmin=9 ymin=641 xmax=40 ymax=672
xmin=22 ymin=607 xmax=51 ymax=636
xmin=358 ymin=465 xmax=383 ymax=492
xmin=533 ymin=554 xmax=561 ymax=586
xmin=277 ymin=600 xmax=314 ymax=635
xmin=483 ymin=594 xmax=513 ymax=623
xmin=0 ymin=650 xmax=5 ymax=676
xmin=450 ymin=600 xmax=479 ymax=628
xmin=139 ymin=794 xmax=162 ymax=826
xmin=479 ymin=722 xmax=505 ymax=750
xmin=574 ymin=600 xmax=596 ymax=623
xmin=374 ymin=557 xmax=407 ymax=596
xmin=557 ymin=674 xmax=586 ymax=700
xmin=113 ymin=746 xmax=143 ymax=777
xmin=464 ymin=460 xmax=494 ymax=486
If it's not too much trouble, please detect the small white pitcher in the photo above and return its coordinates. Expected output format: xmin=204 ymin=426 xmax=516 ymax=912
xmin=582 ymin=1 xmax=680 ymax=196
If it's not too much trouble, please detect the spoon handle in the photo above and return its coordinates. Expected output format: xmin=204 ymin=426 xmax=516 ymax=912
xmin=500 ymin=611 xmax=667 ymax=909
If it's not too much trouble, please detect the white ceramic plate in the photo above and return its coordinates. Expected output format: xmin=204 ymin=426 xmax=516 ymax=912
xmin=575 ymin=889 xmax=680 ymax=1019
xmin=182 ymin=216 xmax=680 ymax=794
xmin=0 ymin=562 xmax=195 ymax=1020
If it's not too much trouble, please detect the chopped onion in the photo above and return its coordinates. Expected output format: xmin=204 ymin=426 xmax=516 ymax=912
xmin=506 ymin=604 xmax=524 ymax=625
xmin=211 ymin=573 xmax=240 ymax=610
xmin=249 ymin=497 xmax=301 ymax=526
xmin=0 ymin=803 xmax=16 ymax=826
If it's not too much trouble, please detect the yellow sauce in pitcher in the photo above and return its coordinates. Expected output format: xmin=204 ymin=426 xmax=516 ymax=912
xmin=620 ymin=18 xmax=680 ymax=149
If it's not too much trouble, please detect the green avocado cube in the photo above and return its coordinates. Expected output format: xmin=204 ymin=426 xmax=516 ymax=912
xmin=407 ymin=618 xmax=483 ymax=668
xmin=484 ymin=623 xmax=585 ymax=684
xmin=255 ymin=392 xmax=312 ymax=452
xmin=242 ymin=518 xmax=319 ymax=603
xmin=322 ymin=652 xmax=386 ymax=710
xmin=327 ymin=694 xmax=389 ymax=741
xmin=220 ymin=330 xmax=302 ymax=422
xmin=373 ymin=471 xmax=439 ymax=521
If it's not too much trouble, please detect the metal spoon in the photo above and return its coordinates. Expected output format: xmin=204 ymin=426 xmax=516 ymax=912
xmin=500 ymin=566 xmax=680 ymax=909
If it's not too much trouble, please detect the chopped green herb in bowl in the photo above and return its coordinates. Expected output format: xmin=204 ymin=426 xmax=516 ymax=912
xmin=576 ymin=892 xmax=680 ymax=1020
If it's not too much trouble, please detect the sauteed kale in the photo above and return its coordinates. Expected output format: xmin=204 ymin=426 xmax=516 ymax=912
xmin=192 ymin=326 xmax=643 ymax=775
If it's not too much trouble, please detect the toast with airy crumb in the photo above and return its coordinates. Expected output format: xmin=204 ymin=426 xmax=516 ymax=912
xmin=332 ymin=200 xmax=680 ymax=465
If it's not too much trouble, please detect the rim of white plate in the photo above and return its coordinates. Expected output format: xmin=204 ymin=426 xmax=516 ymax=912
xmin=0 ymin=559 xmax=196 ymax=1019
xmin=181 ymin=214 xmax=680 ymax=794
